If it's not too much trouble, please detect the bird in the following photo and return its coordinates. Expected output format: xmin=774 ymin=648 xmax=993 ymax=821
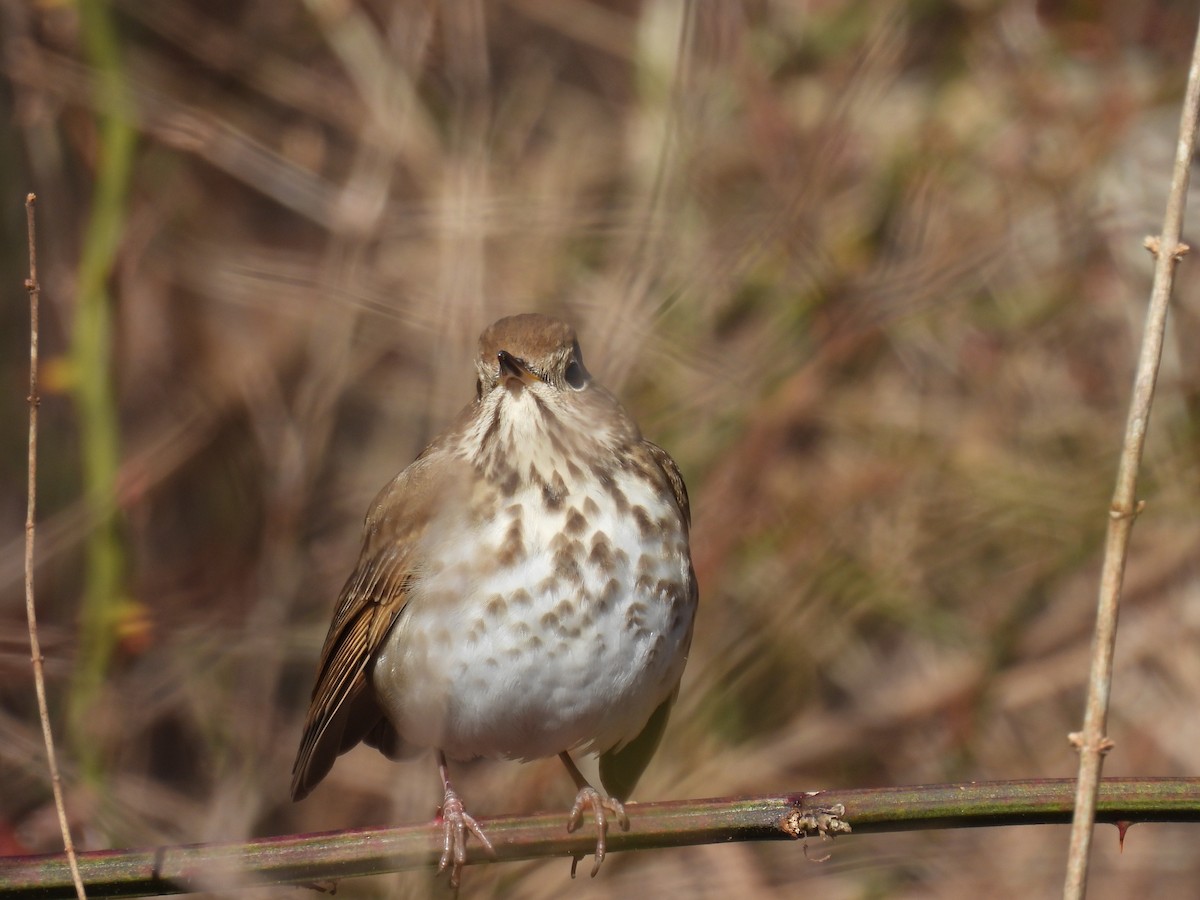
xmin=291 ymin=313 xmax=697 ymax=887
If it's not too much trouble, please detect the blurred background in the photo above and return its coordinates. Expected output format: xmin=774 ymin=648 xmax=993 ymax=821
xmin=3 ymin=1 xmax=1200 ymax=897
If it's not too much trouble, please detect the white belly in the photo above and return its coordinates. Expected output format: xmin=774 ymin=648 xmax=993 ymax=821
xmin=370 ymin=471 xmax=693 ymax=762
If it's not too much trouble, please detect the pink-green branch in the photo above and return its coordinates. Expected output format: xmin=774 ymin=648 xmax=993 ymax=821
xmin=2 ymin=778 xmax=1198 ymax=897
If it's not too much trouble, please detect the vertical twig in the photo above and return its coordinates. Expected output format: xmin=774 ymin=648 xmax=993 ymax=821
xmin=23 ymin=194 xmax=88 ymax=900
xmin=1062 ymin=19 xmax=1200 ymax=900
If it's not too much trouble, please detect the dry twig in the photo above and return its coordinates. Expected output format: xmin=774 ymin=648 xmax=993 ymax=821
xmin=1063 ymin=15 xmax=1200 ymax=900
xmin=22 ymin=193 xmax=87 ymax=900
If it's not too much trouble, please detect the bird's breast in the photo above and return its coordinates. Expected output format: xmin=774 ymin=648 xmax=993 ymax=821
xmin=370 ymin=464 xmax=694 ymax=763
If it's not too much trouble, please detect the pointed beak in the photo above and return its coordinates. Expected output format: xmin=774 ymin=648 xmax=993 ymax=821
xmin=497 ymin=350 xmax=541 ymax=386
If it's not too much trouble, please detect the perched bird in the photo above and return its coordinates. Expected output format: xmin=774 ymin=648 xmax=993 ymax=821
xmin=292 ymin=313 xmax=697 ymax=886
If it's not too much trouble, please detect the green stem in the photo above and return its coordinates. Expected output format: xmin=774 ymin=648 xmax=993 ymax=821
xmin=1 ymin=778 xmax=1198 ymax=897
xmin=67 ymin=0 xmax=136 ymax=785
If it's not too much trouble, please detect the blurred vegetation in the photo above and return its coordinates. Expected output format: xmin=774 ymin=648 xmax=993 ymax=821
xmin=3 ymin=1 xmax=1200 ymax=897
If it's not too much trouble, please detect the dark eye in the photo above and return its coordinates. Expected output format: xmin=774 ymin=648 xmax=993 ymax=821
xmin=564 ymin=360 xmax=587 ymax=390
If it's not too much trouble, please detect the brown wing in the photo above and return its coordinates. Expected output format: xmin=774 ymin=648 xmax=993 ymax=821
xmin=642 ymin=440 xmax=692 ymax=527
xmin=599 ymin=687 xmax=677 ymax=801
xmin=290 ymin=456 xmax=441 ymax=801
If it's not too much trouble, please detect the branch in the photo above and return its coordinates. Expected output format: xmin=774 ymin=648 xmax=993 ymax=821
xmin=1063 ymin=11 xmax=1200 ymax=899
xmin=2 ymin=779 xmax=1197 ymax=898
xmin=23 ymin=194 xmax=87 ymax=900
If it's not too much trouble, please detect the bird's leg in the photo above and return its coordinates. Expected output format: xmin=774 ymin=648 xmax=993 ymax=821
xmin=435 ymin=750 xmax=494 ymax=888
xmin=559 ymin=751 xmax=629 ymax=878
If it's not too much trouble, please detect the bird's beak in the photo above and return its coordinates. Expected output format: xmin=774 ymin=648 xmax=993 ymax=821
xmin=497 ymin=350 xmax=541 ymax=386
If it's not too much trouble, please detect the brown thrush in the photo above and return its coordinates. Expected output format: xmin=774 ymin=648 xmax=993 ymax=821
xmin=292 ymin=313 xmax=697 ymax=886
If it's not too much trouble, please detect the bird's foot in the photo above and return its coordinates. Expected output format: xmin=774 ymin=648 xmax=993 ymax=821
xmin=436 ymin=785 xmax=495 ymax=889
xmin=566 ymin=785 xmax=629 ymax=878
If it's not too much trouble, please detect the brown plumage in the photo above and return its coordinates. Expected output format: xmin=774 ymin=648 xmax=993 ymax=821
xmin=292 ymin=314 xmax=697 ymax=886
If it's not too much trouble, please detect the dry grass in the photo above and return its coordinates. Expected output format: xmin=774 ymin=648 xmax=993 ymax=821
xmin=3 ymin=1 xmax=1200 ymax=897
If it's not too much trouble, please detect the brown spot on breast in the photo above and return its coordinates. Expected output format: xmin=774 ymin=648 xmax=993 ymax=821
xmin=589 ymin=533 xmax=614 ymax=569
xmin=657 ymin=579 xmax=686 ymax=608
xmin=565 ymin=508 xmax=587 ymax=535
xmin=598 ymin=578 xmax=621 ymax=612
xmin=540 ymin=611 xmax=560 ymax=631
xmin=553 ymin=536 xmax=583 ymax=582
xmin=485 ymin=594 xmax=507 ymax=617
xmin=499 ymin=468 xmax=520 ymax=497
xmin=511 ymin=588 xmax=533 ymax=607
xmin=632 ymin=505 xmax=655 ymax=539
xmin=544 ymin=468 xmax=566 ymax=511
xmin=625 ymin=601 xmax=649 ymax=636
xmin=497 ymin=519 xmax=525 ymax=567
xmin=594 ymin=465 xmax=628 ymax=510
xmin=583 ymin=496 xmax=600 ymax=517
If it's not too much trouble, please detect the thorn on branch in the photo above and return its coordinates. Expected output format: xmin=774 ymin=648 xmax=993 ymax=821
xmin=1115 ymin=820 xmax=1132 ymax=852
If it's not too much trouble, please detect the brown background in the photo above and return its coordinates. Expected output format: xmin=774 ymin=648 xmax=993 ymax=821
xmin=2 ymin=1 xmax=1200 ymax=897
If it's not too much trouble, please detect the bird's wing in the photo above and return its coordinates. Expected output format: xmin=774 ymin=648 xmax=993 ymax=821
xmin=642 ymin=440 xmax=692 ymax=527
xmin=599 ymin=686 xmax=678 ymax=802
xmin=290 ymin=455 xmax=442 ymax=800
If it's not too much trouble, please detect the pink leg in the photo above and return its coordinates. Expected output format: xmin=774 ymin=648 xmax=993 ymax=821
xmin=559 ymin=752 xmax=630 ymax=878
xmin=435 ymin=750 xmax=494 ymax=888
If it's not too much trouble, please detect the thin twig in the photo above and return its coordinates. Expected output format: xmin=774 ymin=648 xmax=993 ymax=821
xmin=23 ymin=193 xmax=88 ymax=900
xmin=1 ymin=778 xmax=1198 ymax=898
xmin=1062 ymin=19 xmax=1200 ymax=900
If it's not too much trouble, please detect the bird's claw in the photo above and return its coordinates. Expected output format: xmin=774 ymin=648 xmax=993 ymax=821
xmin=437 ymin=786 xmax=495 ymax=888
xmin=566 ymin=785 xmax=629 ymax=878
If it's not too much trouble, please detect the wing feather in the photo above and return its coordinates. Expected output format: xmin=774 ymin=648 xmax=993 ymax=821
xmin=290 ymin=454 xmax=444 ymax=800
xmin=642 ymin=440 xmax=692 ymax=527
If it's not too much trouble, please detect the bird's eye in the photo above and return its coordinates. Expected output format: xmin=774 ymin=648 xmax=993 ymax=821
xmin=564 ymin=360 xmax=587 ymax=390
